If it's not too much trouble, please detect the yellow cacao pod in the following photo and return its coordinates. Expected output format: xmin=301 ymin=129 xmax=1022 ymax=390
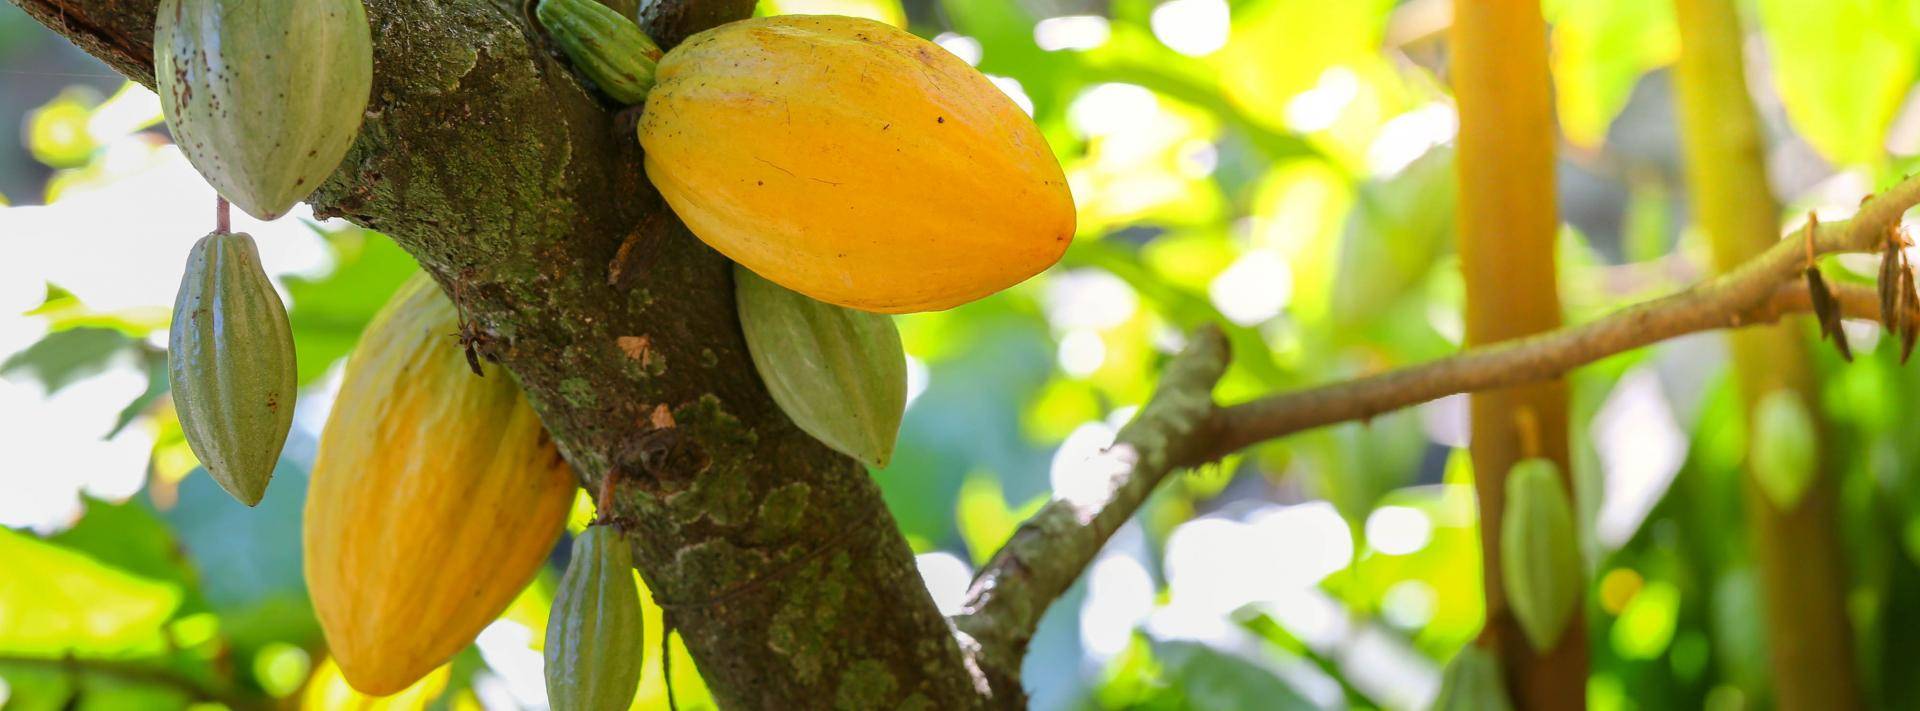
xmin=639 ymin=15 xmax=1076 ymax=314
xmin=304 ymin=273 xmax=576 ymax=695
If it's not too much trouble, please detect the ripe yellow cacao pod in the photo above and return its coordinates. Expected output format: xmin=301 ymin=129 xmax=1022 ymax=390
xmin=154 ymin=0 xmax=372 ymax=221
xmin=304 ymin=273 xmax=576 ymax=695
xmin=639 ymin=15 xmax=1076 ymax=313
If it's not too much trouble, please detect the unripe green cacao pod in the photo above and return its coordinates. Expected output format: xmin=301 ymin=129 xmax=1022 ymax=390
xmin=545 ymin=525 xmax=644 ymax=711
xmin=155 ymin=0 xmax=373 ymax=220
xmin=736 ymin=264 xmax=906 ymax=468
xmin=1750 ymin=389 xmax=1817 ymax=511
xmin=305 ymin=273 xmax=577 ymax=695
xmin=1431 ymin=645 xmax=1512 ymax=711
xmin=167 ymin=231 xmax=296 ymax=507
xmin=536 ymin=0 xmax=663 ymax=105
xmin=1500 ymin=458 xmax=1582 ymax=653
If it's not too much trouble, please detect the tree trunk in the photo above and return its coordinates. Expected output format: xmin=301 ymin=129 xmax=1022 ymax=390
xmin=4 ymin=0 xmax=991 ymax=706
xmin=1671 ymin=0 xmax=1862 ymax=707
xmin=1450 ymin=1 xmax=1589 ymax=707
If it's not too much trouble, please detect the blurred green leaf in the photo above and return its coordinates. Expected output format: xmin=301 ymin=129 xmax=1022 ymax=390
xmin=1756 ymin=0 xmax=1917 ymax=166
xmin=0 ymin=327 xmax=133 ymax=395
xmin=0 ymin=527 xmax=182 ymax=655
xmin=283 ymin=230 xmax=418 ymax=383
xmin=1546 ymin=0 xmax=1678 ymax=148
xmin=1152 ymin=640 xmax=1317 ymax=710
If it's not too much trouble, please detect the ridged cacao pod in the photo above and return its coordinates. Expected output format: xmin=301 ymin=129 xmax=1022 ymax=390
xmin=1432 ymin=645 xmax=1512 ymax=711
xmin=545 ymin=526 xmax=643 ymax=711
xmin=1750 ymin=389 xmax=1817 ymax=511
xmin=304 ymin=273 xmax=576 ymax=695
xmin=154 ymin=0 xmax=372 ymax=220
xmin=736 ymin=265 xmax=906 ymax=467
xmin=535 ymin=0 xmax=662 ymax=104
xmin=167 ymin=231 xmax=296 ymax=507
xmin=1500 ymin=458 xmax=1582 ymax=653
xmin=641 ymin=16 xmax=1076 ymax=313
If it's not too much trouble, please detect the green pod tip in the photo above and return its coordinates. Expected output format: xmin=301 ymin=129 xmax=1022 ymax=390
xmin=536 ymin=0 xmax=664 ymax=105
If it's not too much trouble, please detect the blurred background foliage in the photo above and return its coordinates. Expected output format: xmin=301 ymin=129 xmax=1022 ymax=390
xmin=3 ymin=0 xmax=1920 ymax=708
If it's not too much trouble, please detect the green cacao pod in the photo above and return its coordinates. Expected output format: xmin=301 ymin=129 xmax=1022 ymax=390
xmin=736 ymin=264 xmax=906 ymax=468
xmin=1431 ymin=645 xmax=1512 ymax=711
xmin=545 ymin=525 xmax=644 ymax=711
xmin=155 ymin=0 xmax=373 ymax=220
xmin=1750 ymin=389 xmax=1817 ymax=511
xmin=535 ymin=0 xmax=663 ymax=105
xmin=1500 ymin=458 xmax=1582 ymax=653
xmin=167 ymin=231 xmax=296 ymax=506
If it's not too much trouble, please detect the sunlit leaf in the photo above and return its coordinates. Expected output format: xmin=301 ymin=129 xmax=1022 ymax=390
xmin=761 ymin=0 xmax=904 ymax=26
xmin=26 ymin=88 xmax=100 ymax=169
xmin=1545 ymin=0 xmax=1678 ymax=148
xmin=1756 ymin=0 xmax=1917 ymax=165
xmin=0 ymin=527 xmax=182 ymax=654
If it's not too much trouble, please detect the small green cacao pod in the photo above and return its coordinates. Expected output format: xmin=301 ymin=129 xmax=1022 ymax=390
xmin=1750 ymin=389 xmax=1818 ymax=511
xmin=1432 ymin=645 xmax=1512 ymax=711
xmin=545 ymin=525 xmax=643 ymax=711
xmin=736 ymin=264 xmax=906 ymax=468
xmin=168 ymin=231 xmax=297 ymax=506
xmin=1500 ymin=458 xmax=1582 ymax=653
xmin=155 ymin=0 xmax=373 ymax=220
xmin=536 ymin=0 xmax=664 ymax=105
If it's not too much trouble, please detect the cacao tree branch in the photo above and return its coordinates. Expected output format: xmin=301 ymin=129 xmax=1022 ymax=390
xmin=8 ymin=0 xmax=991 ymax=707
xmin=954 ymin=326 xmax=1231 ymax=695
xmin=957 ymin=175 xmax=1920 ymax=686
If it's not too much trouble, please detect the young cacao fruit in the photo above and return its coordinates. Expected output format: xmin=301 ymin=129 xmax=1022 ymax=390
xmin=1500 ymin=458 xmax=1582 ymax=653
xmin=167 ymin=230 xmax=296 ymax=507
xmin=640 ymin=16 xmax=1076 ymax=313
xmin=1750 ymin=389 xmax=1817 ymax=511
xmin=736 ymin=265 xmax=906 ymax=468
xmin=154 ymin=0 xmax=373 ymax=220
xmin=304 ymin=273 xmax=576 ymax=695
xmin=545 ymin=526 xmax=644 ymax=711
xmin=1432 ymin=645 xmax=1513 ymax=711
xmin=535 ymin=0 xmax=662 ymax=104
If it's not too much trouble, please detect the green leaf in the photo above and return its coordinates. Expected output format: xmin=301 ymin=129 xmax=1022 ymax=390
xmin=0 ymin=527 xmax=183 ymax=655
xmin=1546 ymin=0 xmax=1679 ymax=148
xmin=1151 ymin=641 xmax=1317 ymax=710
xmin=736 ymin=265 xmax=907 ymax=468
xmin=1756 ymin=0 xmax=1917 ymax=165
xmin=1750 ymin=388 xmax=1818 ymax=511
xmin=283 ymin=230 xmax=419 ymax=384
xmin=108 ymin=350 xmax=169 ymax=438
xmin=0 ymin=328 xmax=134 ymax=395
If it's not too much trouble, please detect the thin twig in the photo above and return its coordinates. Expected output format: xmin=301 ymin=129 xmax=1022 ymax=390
xmin=954 ymin=174 xmax=1920 ymax=691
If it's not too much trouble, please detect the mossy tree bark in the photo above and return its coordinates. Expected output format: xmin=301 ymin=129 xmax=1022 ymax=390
xmin=1671 ymin=0 xmax=1863 ymax=707
xmin=6 ymin=0 xmax=991 ymax=707
xmin=1450 ymin=1 xmax=1589 ymax=707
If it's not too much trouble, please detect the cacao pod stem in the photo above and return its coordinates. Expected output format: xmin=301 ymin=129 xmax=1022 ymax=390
xmin=536 ymin=0 xmax=663 ymax=105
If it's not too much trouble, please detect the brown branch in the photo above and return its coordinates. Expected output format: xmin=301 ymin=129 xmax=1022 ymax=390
xmin=956 ymin=174 xmax=1920 ymax=688
xmin=954 ymin=326 xmax=1231 ymax=700
xmin=1207 ymin=190 xmax=1919 ymax=457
